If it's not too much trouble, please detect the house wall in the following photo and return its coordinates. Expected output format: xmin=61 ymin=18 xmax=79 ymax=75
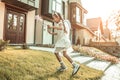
xmin=0 ymin=2 xmax=5 ymax=39
xmin=35 ymin=20 xmax=53 ymax=44
xmin=42 ymin=20 xmax=53 ymax=44
xmin=26 ymin=10 xmax=35 ymax=44
xmin=75 ymin=29 xmax=84 ymax=45
xmin=83 ymin=29 xmax=93 ymax=45
xmin=35 ymin=20 xmax=43 ymax=44
xmin=75 ymin=29 xmax=93 ymax=45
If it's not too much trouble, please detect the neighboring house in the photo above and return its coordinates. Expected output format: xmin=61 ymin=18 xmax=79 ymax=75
xmin=69 ymin=2 xmax=95 ymax=46
xmin=0 ymin=0 xmax=39 ymax=44
xmin=103 ymin=26 xmax=112 ymax=41
xmin=86 ymin=17 xmax=106 ymax=42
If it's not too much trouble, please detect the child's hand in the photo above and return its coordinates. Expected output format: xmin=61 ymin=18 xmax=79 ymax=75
xmin=47 ymin=25 xmax=51 ymax=29
xmin=47 ymin=25 xmax=51 ymax=34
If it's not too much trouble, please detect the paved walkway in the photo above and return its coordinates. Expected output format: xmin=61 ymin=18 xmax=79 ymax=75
xmin=29 ymin=46 xmax=55 ymax=53
xmin=29 ymin=46 xmax=120 ymax=80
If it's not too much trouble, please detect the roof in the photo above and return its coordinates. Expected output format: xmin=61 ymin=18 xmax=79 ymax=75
xmin=86 ymin=17 xmax=103 ymax=32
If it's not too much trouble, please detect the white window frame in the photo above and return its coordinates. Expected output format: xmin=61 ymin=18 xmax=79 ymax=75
xmin=52 ymin=0 xmax=62 ymax=14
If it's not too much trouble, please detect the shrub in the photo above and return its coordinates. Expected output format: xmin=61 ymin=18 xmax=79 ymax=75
xmin=0 ymin=40 xmax=10 ymax=51
xmin=21 ymin=43 xmax=29 ymax=49
xmin=73 ymin=45 xmax=120 ymax=63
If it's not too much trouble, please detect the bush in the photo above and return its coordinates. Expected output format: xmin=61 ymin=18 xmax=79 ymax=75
xmin=21 ymin=43 xmax=29 ymax=49
xmin=0 ymin=40 xmax=10 ymax=51
xmin=73 ymin=45 xmax=119 ymax=63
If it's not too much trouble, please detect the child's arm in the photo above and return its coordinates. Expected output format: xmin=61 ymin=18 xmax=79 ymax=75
xmin=48 ymin=23 xmax=63 ymax=30
xmin=51 ymin=23 xmax=68 ymax=34
xmin=52 ymin=26 xmax=62 ymax=30
xmin=47 ymin=30 xmax=57 ymax=35
xmin=47 ymin=25 xmax=57 ymax=35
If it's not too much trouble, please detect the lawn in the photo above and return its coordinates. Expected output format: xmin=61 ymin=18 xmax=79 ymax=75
xmin=0 ymin=47 xmax=103 ymax=80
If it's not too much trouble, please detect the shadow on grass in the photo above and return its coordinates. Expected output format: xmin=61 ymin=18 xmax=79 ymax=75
xmin=38 ymin=70 xmax=79 ymax=80
xmin=38 ymin=71 xmax=63 ymax=80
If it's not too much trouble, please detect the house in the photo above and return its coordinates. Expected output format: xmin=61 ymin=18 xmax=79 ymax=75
xmin=35 ymin=0 xmax=70 ymax=45
xmin=0 ymin=0 xmax=96 ymax=46
xmin=69 ymin=1 xmax=95 ymax=46
xmin=103 ymin=26 xmax=112 ymax=41
xmin=86 ymin=17 xmax=106 ymax=42
xmin=34 ymin=0 xmax=96 ymax=46
xmin=0 ymin=0 xmax=39 ymax=44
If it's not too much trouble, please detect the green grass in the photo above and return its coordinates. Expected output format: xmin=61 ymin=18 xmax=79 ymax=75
xmin=0 ymin=47 xmax=103 ymax=80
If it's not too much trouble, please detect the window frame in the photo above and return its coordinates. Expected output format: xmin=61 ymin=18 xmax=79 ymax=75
xmin=52 ymin=0 xmax=62 ymax=14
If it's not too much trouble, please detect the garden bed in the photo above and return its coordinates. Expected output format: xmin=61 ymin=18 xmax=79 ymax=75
xmin=73 ymin=45 xmax=119 ymax=63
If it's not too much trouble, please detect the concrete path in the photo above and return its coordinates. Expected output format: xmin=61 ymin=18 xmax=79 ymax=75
xmin=86 ymin=60 xmax=111 ymax=71
xmin=72 ymin=56 xmax=95 ymax=64
xmin=101 ymin=62 xmax=120 ymax=80
xmin=29 ymin=46 xmax=55 ymax=53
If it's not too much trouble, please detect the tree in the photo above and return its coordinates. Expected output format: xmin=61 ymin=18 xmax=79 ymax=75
xmin=107 ymin=10 xmax=120 ymax=39
xmin=115 ymin=10 xmax=120 ymax=29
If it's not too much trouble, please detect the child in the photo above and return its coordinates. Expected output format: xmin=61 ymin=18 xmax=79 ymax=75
xmin=47 ymin=12 xmax=80 ymax=75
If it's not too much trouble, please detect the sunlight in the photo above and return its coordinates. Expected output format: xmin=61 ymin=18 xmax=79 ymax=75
xmin=108 ymin=23 xmax=117 ymax=30
xmin=81 ymin=0 xmax=120 ymax=26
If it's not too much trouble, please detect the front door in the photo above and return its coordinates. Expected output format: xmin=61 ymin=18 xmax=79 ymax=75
xmin=5 ymin=9 xmax=26 ymax=44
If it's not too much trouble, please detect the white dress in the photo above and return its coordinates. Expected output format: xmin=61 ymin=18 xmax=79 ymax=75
xmin=54 ymin=20 xmax=72 ymax=53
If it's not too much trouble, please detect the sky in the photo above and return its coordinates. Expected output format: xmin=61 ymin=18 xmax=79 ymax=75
xmin=81 ymin=0 xmax=120 ymax=22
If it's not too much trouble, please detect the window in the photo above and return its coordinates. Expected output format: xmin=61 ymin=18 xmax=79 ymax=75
xmin=41 ymin=0 xmax=62 ymax=18
xmin=8 ymin=13 xmax=13 ymax=29
xmin=13 ymin=15 xmax=17 ymax=30
xmin=7 ymin=13 xmax=17 ymax=30
xmin=76 ymin=7 xmax=80 ymax=23
xmin=69 ymin=3 xmax=83 ymax=24
xmin=52 ymin=0 xmax=62 ymax=14
xmin=20 ymin=16 xmax=24 ymax=31
xmin=52 ymin=1 xmax=56 ymax=11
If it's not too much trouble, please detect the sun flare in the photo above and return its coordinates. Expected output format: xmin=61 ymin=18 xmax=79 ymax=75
xmin=81 ymin=0 xmax=120 ymax=29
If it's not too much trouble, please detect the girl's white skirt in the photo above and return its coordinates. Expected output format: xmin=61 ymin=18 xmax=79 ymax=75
xmin=54 ymin=38 xmax=73 ymax=53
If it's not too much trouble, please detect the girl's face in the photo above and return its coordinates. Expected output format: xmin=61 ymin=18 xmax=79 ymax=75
xmin=52 ymin=15 xmax=60 ymax=23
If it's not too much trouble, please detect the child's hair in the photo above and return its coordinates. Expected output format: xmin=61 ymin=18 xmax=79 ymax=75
xmin=52 ymin=12 xmax=63 ymax=21
xmin=52 ymin=12 xmax=68 ymax=33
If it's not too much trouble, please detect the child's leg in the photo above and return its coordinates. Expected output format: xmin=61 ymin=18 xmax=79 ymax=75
xmin=63 ymin=51 xmax=80 ymax=75
xmin=54 ymin=52 xmax=67 ymax=71
xmin=54 ymin=52 xmax=62 ymax=62
xmin=63 ymin=51 xmax=73 ymax=63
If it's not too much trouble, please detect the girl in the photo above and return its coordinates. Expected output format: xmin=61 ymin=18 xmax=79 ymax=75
xmin=47 ymin=12 xmax=80 ymax=75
